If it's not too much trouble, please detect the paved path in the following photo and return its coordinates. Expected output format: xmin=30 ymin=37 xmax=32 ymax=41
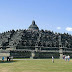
xmin=13 ymin=59 xmax=41 ymax=60
xmin=0 ymin=58 xmax=48 ymax=61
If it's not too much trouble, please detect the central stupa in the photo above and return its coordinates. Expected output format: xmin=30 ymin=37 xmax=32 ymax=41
xmin=28 ymin=20 xmax=39 ymax=31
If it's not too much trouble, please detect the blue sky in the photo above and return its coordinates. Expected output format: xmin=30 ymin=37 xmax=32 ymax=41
xmin=0 ymin=0 xmax=72 ymax=34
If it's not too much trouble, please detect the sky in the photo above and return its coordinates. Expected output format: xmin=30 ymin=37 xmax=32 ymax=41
xmin=0 ymin=0 xmax=72 ymax=34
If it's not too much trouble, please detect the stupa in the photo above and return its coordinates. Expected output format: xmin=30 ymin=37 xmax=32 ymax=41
xmin=28 ymin=20 xmax=39 ymax=31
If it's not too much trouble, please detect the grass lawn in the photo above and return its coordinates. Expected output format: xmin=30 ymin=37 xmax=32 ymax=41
xmin=0 ymin=59 xmax=72 ymax=72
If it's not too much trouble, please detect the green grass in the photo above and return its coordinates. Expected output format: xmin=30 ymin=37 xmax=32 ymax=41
xmin=0 ymin=59 xmax=72 ymax=72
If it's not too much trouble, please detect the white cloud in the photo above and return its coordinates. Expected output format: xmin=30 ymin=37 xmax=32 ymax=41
xmin=66 ymin=27 xmax=72 ymax=31
xmin=57 ymin=27 xmax=61 ymax=30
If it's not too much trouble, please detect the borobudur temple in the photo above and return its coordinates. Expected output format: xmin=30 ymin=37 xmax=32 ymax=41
xmin=0 ymin=20 xmax=72 ymax=59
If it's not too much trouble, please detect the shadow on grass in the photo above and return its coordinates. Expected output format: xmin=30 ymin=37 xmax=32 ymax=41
xmin=0 ymin=60 xmax=17 ymax=63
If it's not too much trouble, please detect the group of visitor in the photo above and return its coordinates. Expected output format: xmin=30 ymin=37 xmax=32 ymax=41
xmin=64 ymin=55 xmax=70 ymax=61
xmin=2 ymin=56 xmax=13 ymax=62
xmin=52 ymin=55 xmax=70 ymax=63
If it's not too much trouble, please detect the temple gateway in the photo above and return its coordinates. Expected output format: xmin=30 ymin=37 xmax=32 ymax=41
xmin=0 ymin=20 xmax=72 ymax=59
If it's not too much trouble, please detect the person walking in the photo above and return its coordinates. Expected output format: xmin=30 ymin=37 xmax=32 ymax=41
xmin=68 ymin=55 xmax=70 ymax=61
xmin=65 ymin=56 xmax=67 ymax=61
xmin=2 ymin=57 xmax=4 ymax=62
xmin=52 ymin=56 xmax=54 ymax=63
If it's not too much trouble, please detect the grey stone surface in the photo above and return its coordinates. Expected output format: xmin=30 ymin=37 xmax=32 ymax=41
xmin=28 ymin=20 xmax=39 ymax=31
xmin=0 ymin=21 xmax=72 ymax=58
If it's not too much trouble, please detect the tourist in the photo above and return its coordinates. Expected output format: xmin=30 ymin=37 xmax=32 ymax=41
xmin=2 ymin=57 xmax=4 ymax=62
xmin=63 ymin=55 xmax=65 ymax=59
xmin=65 ymin=56 xmax=67 ymax=61
xmin=52 ymin=56 xmax=54 ymax=63
xmin=68 ymin=55 xmax=70 ymax=61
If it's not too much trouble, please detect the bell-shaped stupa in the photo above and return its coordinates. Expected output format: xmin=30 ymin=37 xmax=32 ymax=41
xmin=28 ymin=20 xmax=39 ymax=31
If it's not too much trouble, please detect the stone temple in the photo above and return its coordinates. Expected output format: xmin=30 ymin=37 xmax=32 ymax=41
xmin=28 ymin=20 xmax=39 ymax=31
xmin=0 ymin=20 xmax=72 ymax=59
